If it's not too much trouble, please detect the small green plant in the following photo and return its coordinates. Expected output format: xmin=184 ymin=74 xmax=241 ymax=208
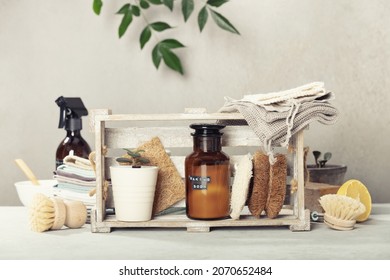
xmin=313 ymin=151 xmax=332 ymax=168
xmin=116 ymin=149 xmax=150 ymax=168
xmin=92 ymin=0 xmax=239 ymax=75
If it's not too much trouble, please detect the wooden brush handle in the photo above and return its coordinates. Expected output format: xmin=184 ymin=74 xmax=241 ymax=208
xmin=14 ymin=159 xmax=40 ymax=185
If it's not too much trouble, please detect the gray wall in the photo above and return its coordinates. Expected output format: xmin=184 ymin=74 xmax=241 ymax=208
xmin=1 ymin=0 xmax=389 ymax=205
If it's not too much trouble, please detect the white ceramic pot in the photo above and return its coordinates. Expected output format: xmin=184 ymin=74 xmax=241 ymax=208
xmin=110 ymin=166 xmax=158 ymax=221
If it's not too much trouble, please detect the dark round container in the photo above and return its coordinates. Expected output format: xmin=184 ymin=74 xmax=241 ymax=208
xmin=307 ymin=164 xmax=347 ymax=185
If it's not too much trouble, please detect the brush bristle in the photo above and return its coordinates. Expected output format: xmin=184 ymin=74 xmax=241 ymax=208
xmin=319 ymin=194 xmax=366 ymax=221
xmin=29 ymin=193 xmax=55 ymax=232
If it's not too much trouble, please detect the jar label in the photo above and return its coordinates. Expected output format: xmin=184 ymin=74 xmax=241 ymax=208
xmin=189 ymin=175 xmax=211 ymax=190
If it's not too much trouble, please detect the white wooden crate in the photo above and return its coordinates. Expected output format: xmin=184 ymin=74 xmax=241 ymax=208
xmin=89 ymin=110 xmax=310 ymax=233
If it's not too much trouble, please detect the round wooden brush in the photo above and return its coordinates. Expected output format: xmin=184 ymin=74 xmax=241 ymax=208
xmin=319 ymin=194 xmax=366 ymax=231
xmin=29 ymin=193 xmax=87 ymax=232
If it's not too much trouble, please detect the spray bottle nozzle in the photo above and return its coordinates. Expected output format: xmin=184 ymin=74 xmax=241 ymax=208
xmin=55 ymin=96 xmax=88 ymax=130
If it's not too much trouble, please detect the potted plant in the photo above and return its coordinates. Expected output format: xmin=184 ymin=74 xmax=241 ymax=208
xmin=110 ymin=149 xmax=159 ymax=221
xmin=307 ymin=150 xmax=347 ymax=186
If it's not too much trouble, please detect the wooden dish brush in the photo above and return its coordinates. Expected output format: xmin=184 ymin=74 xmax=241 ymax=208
xmin=29 ymin=193 xmax=87 ymax=232
xmin=319 ymin=194 xmax=366 ymax=231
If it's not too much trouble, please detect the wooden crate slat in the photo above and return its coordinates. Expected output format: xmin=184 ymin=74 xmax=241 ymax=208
xmin=96 ymin=113 xmax=245 ymax=122
xmin=106 ymin=155 xmax=294 ymax=180
xmin=93 ymin=214 xmax=307 ymax=232
xmin=104 ymin=126 xmax=261 ymax=149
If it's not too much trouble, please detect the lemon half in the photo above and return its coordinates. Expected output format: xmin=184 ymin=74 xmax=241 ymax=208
xmin=337 ymin=179 xmax=372 ymax=222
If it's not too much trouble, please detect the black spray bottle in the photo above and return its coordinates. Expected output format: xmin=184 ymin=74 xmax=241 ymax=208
xmin=55 ymin=96 xmax=91 ymax=168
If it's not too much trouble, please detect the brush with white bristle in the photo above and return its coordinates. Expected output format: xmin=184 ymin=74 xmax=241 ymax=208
xmin=319 ymin=194 xmax=366 ymax=231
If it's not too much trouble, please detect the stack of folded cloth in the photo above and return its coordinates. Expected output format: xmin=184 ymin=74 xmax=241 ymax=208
xmin=53 ymin=155 xmax=96 ymax=222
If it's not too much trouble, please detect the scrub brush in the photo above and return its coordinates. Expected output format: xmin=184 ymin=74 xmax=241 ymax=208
xmin=319 ymin=194 xmax=366 ymax=231
xmin=29 ymin=193 xmax=87 ymax=232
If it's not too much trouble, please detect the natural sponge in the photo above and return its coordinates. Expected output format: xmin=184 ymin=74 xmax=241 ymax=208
xmin=137 ymin=137 xmax=185 ymax=215
xmin=265 ymin=154 xmax=287 ymax=218
xmin=247 ymin=151 xmax=270 ymax=217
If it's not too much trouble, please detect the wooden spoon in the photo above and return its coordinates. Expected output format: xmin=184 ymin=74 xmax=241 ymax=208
xmin=14 ymin=159 xmax=40 ymax=185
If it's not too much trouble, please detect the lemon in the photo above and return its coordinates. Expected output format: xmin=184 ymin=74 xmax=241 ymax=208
xmin=337 ymin=179 xmax=372 ymax=222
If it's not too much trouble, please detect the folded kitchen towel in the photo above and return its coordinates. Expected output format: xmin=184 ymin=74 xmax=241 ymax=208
xmin=63 ymin=155 xmax=94 ymax=170
xmin=53 ymin=174 xmax=96 ymax=187
xmin=56 ymin=164 xmax=96 ymax=180
xmin=53 ymin=188 xmax=96 ymax=206
xmin=55 ymin=169 xmax=96 ymax=181
xmin=218 ymin=82 xmax=338 ymax=164
xmin=55 ymin=182 xmax=95 ymax=193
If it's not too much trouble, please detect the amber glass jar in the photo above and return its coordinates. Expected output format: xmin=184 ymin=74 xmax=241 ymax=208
xmin=185 ymin=124 xmax=230 ymax=220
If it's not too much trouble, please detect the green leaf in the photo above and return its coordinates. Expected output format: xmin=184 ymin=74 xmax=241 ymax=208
xmin=140 ymin=0 xmax=150 ymax=9
xmin=181 ymin=0 xmax=194 ymax=22
xmin=150 ymin=22 xmax=172 ymax=32
xmin=127 ymin=150 xmax=141 ymax=158
xmin=116 ymin=157 xmax=132 ymax=163
xmin=198 ymin=6 xmax=208 ymax=32
xmin=160 ymin=47 xmax=184 ymax=75
xmin=209 ymin=9 xmax=240 ymax=34
xmin=117 ymin=3 xmax=130 ymax=14
xmin=162 ymin=0 xmax=174 ymax=11
xmin=140 ymin=26 xmax=152 ymax=49
xmin=152 ymin=44 xmax=163 ymax=69
xmin=160 ymin=39 xmax=185 ymax=49
xmin=124 ymin=148 xmax=136 ymax=155
xmin=93 ymin=0 xmax=103 ymax=15
xmin=138 ymin=158 xmax=151 ymax=164
xmin=324 ymin=152 xmax=332 ymax=161
xmin=132 ymin=5 xmax=141 ymax=16
xmin=118 ymin=11 xmax=133 ymax=38
xmin=207 ymin=0 xmax=229 ymax=7
xmin=152 ymin=41 xmax=184 ymax=74
xmin=148 ymin=0 xmax=162 ymax=4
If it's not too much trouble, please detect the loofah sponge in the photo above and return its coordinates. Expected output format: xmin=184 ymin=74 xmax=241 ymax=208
xmin=137 ymin=137 xmax=185 ymax=215
xmin=29 ymin=193 xmax=87 ymax=232
xmin=230 ymin=154 xmax=253 ymax=220
xmin=247 ymin=151 xmax=270 ymax=217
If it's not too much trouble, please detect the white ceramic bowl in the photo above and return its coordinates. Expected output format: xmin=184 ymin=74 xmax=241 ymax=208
xmin=14 ymin=179 xmax=57 ymax=207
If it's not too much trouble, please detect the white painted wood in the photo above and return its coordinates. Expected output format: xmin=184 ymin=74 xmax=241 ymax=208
xmin=296 ymin=130 xmax=305 ymax=220
xmin=104 ymin=126 xmax=261 ymax=149
xmin=88 ymin=109 xmax=111 ymax=133
xmin=95 ymin=113 xmax=245 ymax=122
xmin=94 ymin=119 xmax=106 ymax=223
xmin=106 ymin=155 xmax=294 ymax=180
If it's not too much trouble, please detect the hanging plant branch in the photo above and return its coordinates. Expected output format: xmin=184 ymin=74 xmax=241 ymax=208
xmin=92 ymin=0 xmax=239 ymax=75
